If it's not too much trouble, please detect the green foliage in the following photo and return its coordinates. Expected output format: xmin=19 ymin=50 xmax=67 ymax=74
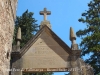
xmin=13 ymin=9 xmax=39 ymax=48
xmin=97 ymin=73 xmax=100 ymax=75
xmin=76 ymin=0 xmax=100 ymax=74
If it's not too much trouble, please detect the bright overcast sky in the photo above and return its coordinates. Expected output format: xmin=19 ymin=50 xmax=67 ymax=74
xmin=17 ymin=0 xmax=91 ymax=75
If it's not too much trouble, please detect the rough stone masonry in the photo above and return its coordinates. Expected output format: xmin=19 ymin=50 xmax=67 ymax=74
xmin=0 ymin=0 xmax=17 ymax=75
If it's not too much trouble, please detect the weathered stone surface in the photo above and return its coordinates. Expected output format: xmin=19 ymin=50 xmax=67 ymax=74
xmin=77 ymin=58 xmax=94 ymax=75
xmin=0 ymin=0 xmax=17 ymax=75
xmin=40 ymin=20 xmax=51 ymax=29
xmin=11 ymin=26 xmax=72 ymax=75
xmin=22 ymin=31 xmax=70 ymax=69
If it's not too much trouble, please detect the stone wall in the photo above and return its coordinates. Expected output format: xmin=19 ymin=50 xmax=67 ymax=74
xmin=0 ymin=0 xmax=17 ymax=75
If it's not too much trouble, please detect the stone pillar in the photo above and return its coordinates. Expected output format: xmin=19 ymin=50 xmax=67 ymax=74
xmin=69 ymin=27 xmax=81 ymax=75
xmin=16 ymin=27 xmax=21 ymax=51
xmin=0 ymin=0 xmax=17 ymax=75
xmin=11 ymin=52 xmax=22 ymax=75
xmin=40 ymin=20 xmax=51 ymax=29
xmin=70 ymin=49 xmax=81 ymax=75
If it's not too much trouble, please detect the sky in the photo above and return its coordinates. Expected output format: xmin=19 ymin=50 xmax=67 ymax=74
xmin=16 ymin=0 xmax=91 ymax=75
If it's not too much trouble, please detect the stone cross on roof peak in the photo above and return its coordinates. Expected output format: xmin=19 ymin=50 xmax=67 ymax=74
xmin=40 ymin=8 xmax=51 ymax=21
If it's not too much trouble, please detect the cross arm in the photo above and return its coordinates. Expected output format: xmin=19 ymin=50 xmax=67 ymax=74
xmin=39 ymin=11 xmax=51 ymax=15
xmin=40 ymin=11 xmax=44 ymax=15
xmin=47 ymin=11 xmax=51 ymax=15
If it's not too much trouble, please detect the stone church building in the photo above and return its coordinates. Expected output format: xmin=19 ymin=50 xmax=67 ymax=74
xmin=0 ymin=1 xmax=94 ymax=75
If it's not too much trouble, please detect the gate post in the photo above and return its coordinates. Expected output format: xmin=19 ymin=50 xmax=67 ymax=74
xmin=70 ymin=51 xmax=81 ymax=75
xmin=69 ymin=27 xmax=81 ymax=75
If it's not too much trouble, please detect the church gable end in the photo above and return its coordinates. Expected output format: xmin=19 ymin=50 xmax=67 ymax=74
xmin=21 ymin=28 xmax=71 ymax=69
xmin=11 ymin=8 xmax=94 ymax=75
xmin=20 ymin=26 xmax=71 ymax=56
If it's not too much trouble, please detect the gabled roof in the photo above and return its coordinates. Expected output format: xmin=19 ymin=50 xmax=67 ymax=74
xmin=12 ymin=25 xmax=72 ymax=57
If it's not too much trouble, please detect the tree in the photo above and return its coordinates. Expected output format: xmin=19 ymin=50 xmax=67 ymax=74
xmin=13 ymin=9 xmax=39 ymax=48
xmin=76 ymin=0 xmax=100 ymax=74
